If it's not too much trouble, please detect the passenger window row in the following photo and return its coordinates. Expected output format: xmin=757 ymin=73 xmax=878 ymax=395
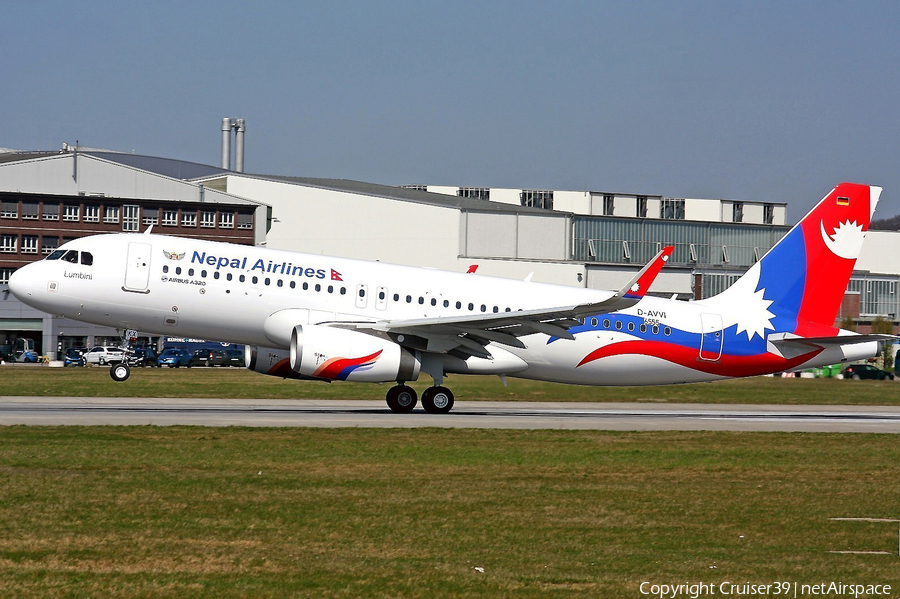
xmin=161 ymin=264 xmax=519 ymax=313
xmin=589 ymin=316 xmax=672 ymax=336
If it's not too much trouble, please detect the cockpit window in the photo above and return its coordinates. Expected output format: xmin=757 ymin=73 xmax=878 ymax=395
xmin=80 ymin=252 xmax=93 ymax=266
xmin=46 ymin=250 xmax=65 ymax=261
xmin=61 ymin=250 xmax=79 ymax=264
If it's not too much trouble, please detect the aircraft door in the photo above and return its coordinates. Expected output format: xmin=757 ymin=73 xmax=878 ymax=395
xmin=699 ymin=313 xmax=723 ymax=361
xmin=375 ymin=286 xmax=388 ymax=311
xmin=124 ymin=242 xmax=152 ymax=293
xmin=355 ymin=284 xmax=368 ymax=309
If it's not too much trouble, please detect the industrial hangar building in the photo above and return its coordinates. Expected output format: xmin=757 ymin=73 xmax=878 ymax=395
xmin=1 ymin=144 xmax=898 ymax=360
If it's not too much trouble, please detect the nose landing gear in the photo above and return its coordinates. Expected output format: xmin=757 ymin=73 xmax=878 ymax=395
xmin=109 ymin=328 xmax=139 ymax=382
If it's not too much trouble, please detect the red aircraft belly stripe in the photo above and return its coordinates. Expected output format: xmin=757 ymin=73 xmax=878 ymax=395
xmin=577 ymin=341 xmax=821 ymax=378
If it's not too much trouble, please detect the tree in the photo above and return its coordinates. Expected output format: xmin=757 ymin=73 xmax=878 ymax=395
xmin=871 ymin=316 xmax=895 ymax=370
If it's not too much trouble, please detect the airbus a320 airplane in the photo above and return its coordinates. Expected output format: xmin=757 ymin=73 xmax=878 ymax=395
xmin=8 ymin=183 xmax=893 ymax=413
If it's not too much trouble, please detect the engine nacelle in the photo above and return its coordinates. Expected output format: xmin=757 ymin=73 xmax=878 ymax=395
xmin=290 ymin=324 xmax=420 ymax=382
xmin=245 ymin=345 xmax=309 ymax=380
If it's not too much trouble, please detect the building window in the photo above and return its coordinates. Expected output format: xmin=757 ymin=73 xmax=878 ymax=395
xmin=122 ymin=205 xmax=139 ymax=232
xmin=104 ymin=205 xmax=120 ymax=223
xmin=520 ymin=190 xmax=554 ymax=210
xmin=182 ymin=211 xmax=197 ymax=227
xmin=21 ymin=235 xmax=38 ymax=254
xmin=0 ymin=268 xmax=13 ymax=284
xmin=458 ymin=187 xmax=490 ymax=201
xmin=161 ymin=209 xmax=178 ymax=226
xmin=83 ymin=204 xmax=100 ymax=223
xmin=142 ymin=207 xmax=159 ymax=225
xmin=42 ymin=236 xmax=59 ymax=254
xmin=0 ymin=201 xmax=17 ymax=218
xmin=603 ymin=194 xmax=614 ymax=216
xmin=763 ymin=204 xmax=774 ymax=225
xmin=401 ymin=185 xmax=428 ymax=191
xmin=660 ymin=198 xmax=685 ymax=220
xmin=20 ymin=202 xmax=39 ymax=220
xmin=732 ymin=202 xmax=743 ymax=223
xmin=0 ymin=234 xmax=17 ymax=253
xmin=636 ymin=196 xmax=648 ymax=218
xmin=219 ymin=212 xmax=234 ymax=228
xmin=200 ymin=211 xmax=216 ymax=228
xmin=43 ymin=204 xmax=59 ymax=221
xmin=63 ymin=204 xmax=80 ymax=222
xmin=237 ymin=213 xmax=253 ymax=229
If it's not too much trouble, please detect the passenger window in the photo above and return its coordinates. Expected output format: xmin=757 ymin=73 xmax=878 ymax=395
xmin=652 ymin=325 xmax=660 ymax=335
xmin=201 ymin=270 xmax=207 ymax=278
xmin=627 ymin=322 xmax=635 ymax=332
xmin=277 ymin=279 xmax=283 ymax=287
xmin=603 ymin=319 xmax=610 ymax=328
xmin=340 ymin=287 xmax=346 ymax=295
xmin=214 ymin=271 xmax=220 ymax=280
xmin=239 ymin=274 xmax=245 ymax=282
xmin=418 ymin=297 xmax=424 ymax=305
xmin=226 ymin=273 xmax=232 ymax=281
xmin=480 ymin=304 xmax=486 ymax=312
xmin=468 ymin=303 xmax=474 ymax=311
xmin=264 ymin=278 xmax=270 ymax=286
xmin=252 ymin=276 xmax=258 ymax=284
xmin=615 ymin=321 xmax=623 ymax=330
xmin=290 ymin=281 xmax=295 ymax=289
xmin=406 ymin=295 xmax=412 ymax=303
xmin=443 ymin=300 xmax=449 ymax=308
xmin=664 ymin=327 xmax=672 ymax=336
xmin=62 ymin=250 xmax=78 ymax=264
xmin=315 ymin=284 xmax=321 ymax=292
xmin=80 ymin=252 xmax=93 ymax=266
xmin=303 ymin=282 xmax=308 ymax=290
xmin=394 ymin=293 xmax=400 ymax=301
xmin=189 ymin=269 xmax=194 ymax=276
xmin=328 ymin=285 xmax=333 ymax=293
xmin=163 ymin=265 xmax=169 ymax=273
xmin=176 ymin=267 xmax=182 ymax=275
xmin=456 ymin=301 xmax=462 ymax=309
xmin=640 ymin=324 xmax=647 ymax=333
xmin=430 ymin=298 xmax=436 ymax=306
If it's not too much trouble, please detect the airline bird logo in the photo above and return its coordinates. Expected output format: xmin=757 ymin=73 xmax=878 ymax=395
xmin=163 ymin=250 xmax=185 ymax=261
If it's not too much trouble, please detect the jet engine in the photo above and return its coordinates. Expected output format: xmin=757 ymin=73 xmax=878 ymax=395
xmin=290 ymin=324 xmax=420 ymax=382
xmin=245 ymin=345 xmax=308 ymax=380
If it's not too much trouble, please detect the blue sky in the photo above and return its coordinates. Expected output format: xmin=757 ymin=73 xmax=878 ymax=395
xmin=4 ymin=1 xmax=899 ymax=219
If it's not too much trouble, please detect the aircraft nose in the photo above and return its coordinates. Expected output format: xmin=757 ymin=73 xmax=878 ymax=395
xmin=7 ymin=266 xmax=32 ymax=299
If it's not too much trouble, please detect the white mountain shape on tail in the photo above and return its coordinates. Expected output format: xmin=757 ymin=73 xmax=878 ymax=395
xmin=820 ymin=219 xmax=865 ymax=260
xmin=703 ymin=262 xmax=775 ymax=341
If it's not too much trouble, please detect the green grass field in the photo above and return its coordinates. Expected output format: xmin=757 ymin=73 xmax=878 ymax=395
xmin=1 ymin=364 xmax=898 ymax=404
xmin=1 ymin=427 xmax=899 ymax=598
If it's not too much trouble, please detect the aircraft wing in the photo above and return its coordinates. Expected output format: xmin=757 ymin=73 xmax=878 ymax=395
xmin=330 ymin=246 xmax=674 ymax=358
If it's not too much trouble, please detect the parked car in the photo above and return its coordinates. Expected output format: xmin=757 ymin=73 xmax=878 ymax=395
xmin=84 ymin=346 xmax=125 ymax=365
xmin=222 ymin=349 xmax=245 ymax=368
xmin=157 ymin=348 xmax=192 ymax=368
xmin=63 ymin=348 xmax=86 ymax=367
xmin=189 ymin=348 xmax=226 ymax=367
xmin=128 ymin=348 xmax=159 ymax=367
xmin=841 ymin=364 xmax=895 ymax=380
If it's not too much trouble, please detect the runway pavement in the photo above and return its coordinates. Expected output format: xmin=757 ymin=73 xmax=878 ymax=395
xmin=1 ymin=396 xmax=900 ymax=432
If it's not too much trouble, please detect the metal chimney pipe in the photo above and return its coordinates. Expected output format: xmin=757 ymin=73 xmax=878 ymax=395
xmin=234 ymin=118 xmax=245 ymax=173
xmin=221 ymin=117 xmax=232 ymax=170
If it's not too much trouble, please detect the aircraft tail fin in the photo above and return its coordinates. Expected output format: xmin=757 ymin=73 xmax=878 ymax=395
xmin=706 ymin=183 xmax=880 ymax=336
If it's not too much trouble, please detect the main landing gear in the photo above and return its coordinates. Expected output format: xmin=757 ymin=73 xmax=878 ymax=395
xmin=385 ymin=384 xmax=455 ymax=414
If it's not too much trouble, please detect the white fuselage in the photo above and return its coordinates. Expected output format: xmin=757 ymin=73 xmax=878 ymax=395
xmin=9 ymin=233 xmax=873 ymax=386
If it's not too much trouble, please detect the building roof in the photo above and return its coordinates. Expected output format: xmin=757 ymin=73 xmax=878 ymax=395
xmin=205 ymin=173 xmax=572 ymax=216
